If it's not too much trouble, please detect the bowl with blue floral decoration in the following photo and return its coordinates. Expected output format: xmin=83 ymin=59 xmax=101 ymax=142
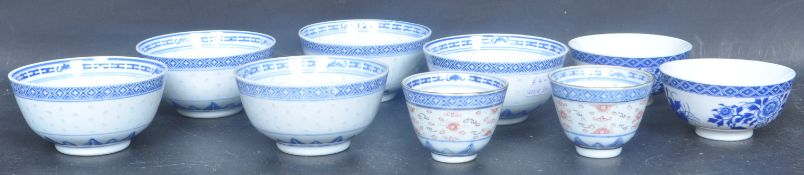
xmin=569 ymin=33 xmax=692 ymax=105
xmin=659 ymin=58 xmax=795 ymax=141
xmin=8 ymin=56 xmax=167 ymax=156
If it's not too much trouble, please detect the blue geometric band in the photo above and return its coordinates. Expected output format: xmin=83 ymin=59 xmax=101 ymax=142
xmin=9 ymin=57 xmax=166 ymax=102
xmin=425 ymin=34 xmax=567 ymax=74
xmin=550 ymin=66 xmax=653 ymax=103
xmin=137 ymin=30 xmax=275 ymax=70
xmin=236 ymin=57 xmax=388 ymax=101
xmin=572 ymin=50 xmax=690 ymax=68
xmin=402 ymin=73 xmax=507 ymax=109
xmin=300 ymin=19 xmax=431 ymax=57
xmin=658 ymin=73 xmax=794 ymax=97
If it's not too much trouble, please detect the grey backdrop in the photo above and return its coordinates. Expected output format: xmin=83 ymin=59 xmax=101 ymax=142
xmin=0 ymin=0 xmax=802 ymax=174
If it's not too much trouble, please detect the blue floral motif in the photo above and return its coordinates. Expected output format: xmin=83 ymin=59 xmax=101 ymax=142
xmin=667 ymin=94 xmax=696 ymax=123
xmin=707 ymin=93 xmax=789 ymax=129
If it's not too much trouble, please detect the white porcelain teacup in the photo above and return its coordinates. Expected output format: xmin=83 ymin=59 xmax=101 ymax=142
xmin=549 ymin=65 xmax=654 ymax=158
xmin=402 ymin=71 xmax=508 ymax=163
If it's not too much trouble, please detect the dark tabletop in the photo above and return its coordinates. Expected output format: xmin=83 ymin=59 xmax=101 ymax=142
xmin=0 ymin=0 xmax=802 ymax=174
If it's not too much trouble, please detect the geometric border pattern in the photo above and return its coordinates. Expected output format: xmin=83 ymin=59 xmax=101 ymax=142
xmin=12 ymin=77 xmax=164 ymax=102
xmin=300 ymin=19 xmax=431 ymax=57
xmin=9 ymin=57 xmax=166 ymax=102
xmin=573 ymin=50 xmax=690 ymax=94
xmin=550 ymin=66 xmax=653 ymax=103
xmin=572 ymin=50 xmax=690 ymax=68
xmin=237 ymin=78 xmax=386 ymax=101
xmin=402 ymin=73 xmax=507 ymax=109
xmin=137 ymin=30 xmax=276 ymax=71
xmin=424 ymin=34 xmax=568 ymax=74
xmin=236 ymin=57 xmax=388 ymax=101
xmin=659 ymin=73 xmax=794 ymax=97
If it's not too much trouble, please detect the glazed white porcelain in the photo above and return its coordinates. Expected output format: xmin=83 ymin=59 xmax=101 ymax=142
xmin=569 ymin=33 xmax=692 ymax=105
xmin=235 ymin=55 xmax=388 ymax=156
xmin=137 ymin=30 xmax=276 ymax=118
xmin=549 ymin=65 xmax=654 ymax=158
xmin=402 ymin=71 xmax=508 ymax=163
xmin=299 ymin=19 xmax=431 ymax=102
xmin=424 ymin=34 xmax=567 ymax=125
xmin=8 ymin=56 xmax=167 ymax=156
xmin=659 ymin=58 xmax=795 ymax=141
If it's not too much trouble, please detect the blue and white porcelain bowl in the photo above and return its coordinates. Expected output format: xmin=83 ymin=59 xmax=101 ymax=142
xmin=569 ymin=33 xmax=692 ymax=104
xmin=402 ymin=71 xmax=508 ymax=163
xmin=235 ymin=55 xmax=388 ymax=156
xmin=136 ymin=30 xmax=276 ymax=118
xmin=299 ymin=19 xmax=431 ymax=102
xmin=659 ymin=58 xmax=795 ymax=141
xmin=549 ymin=65 xmax=653 ymax=158
xmin=8 ymin=56 xmax=167 ymax=156
xmin=424 ymin=33 xmax=568 ymax=125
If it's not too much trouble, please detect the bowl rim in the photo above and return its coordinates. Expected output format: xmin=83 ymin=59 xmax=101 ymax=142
xmin=234 ymin=55 xmax=390 ymax=88
xmin=298 ymin=19 xmax=432 ymax=46
xmin=568 ymin=33 xmax=693 ymax=59
xmin=548 ymin=65 xmax=656 ymax=90
xmin=423 ymin=33 xmax=569 ymax=64
xmin=135 ymin=30 xmax=276 ymax=59
xmin=8 ymin=56 xmax=168 ymax=88
xmin=659 ymin=58 xmax=796 ymax=87
xmin=401 ymin=71 xmax=509 ymax=96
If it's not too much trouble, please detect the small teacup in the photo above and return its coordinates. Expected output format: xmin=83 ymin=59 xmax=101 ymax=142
xmin=137 ymin=30 xmax=276 ymax=118
xmin=549 ymin=65 xmax=654 ymax=158
xmin=402 ymin=71 xmax=508 ymax=163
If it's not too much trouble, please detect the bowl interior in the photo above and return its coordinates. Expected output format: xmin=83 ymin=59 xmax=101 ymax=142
xmin=10 ymin=57 xmax=166 ymax=87
xmin=237 ymin=56 xmax=387 ymax=87
xmin=403 ymin=72 xmax=506 ymax=95
xmin=300 ymin=19 xmax=431 ymax=46
xmin=550 ymin=66 xmax=653 ymax=89
xmin=569 ymin=33 xmax=691 ymax=58
xmin=660 ymin=58 xmax=795 ymax=87
xmin=137 ymin=31 xmax=275 ymax=59
xmin=424 ymin=34 xmax=566 ymax=63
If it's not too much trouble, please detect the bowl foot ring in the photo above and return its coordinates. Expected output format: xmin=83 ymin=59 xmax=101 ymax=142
xmin=575 ymin=146 xmax=621 ymax=158
xmin=276 ymin=141 xmax=351 ymax=156
xmin=431 ymin=153 xmax=477 ymax=163
xmin=55 ymin=140 xmax=131 ymax=156
xmin=695 ymin=127 xmax=753 ymax=141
